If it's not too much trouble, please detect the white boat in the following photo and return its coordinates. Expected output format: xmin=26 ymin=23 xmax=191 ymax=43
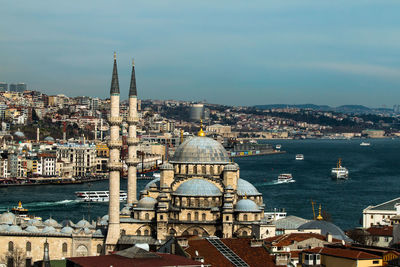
xmin=295 ymin=154 xmax=304 ymax=160
xmin=75 ymin=191 xmax=127 ymax=202
xmin=277 ymin=173 xmax=295 ymax=183
xmin=331 ymin=159 xmax=348 ymax=179
xmin=276 ymin=144 xmax=282 ymax=150
xmin=360 ymin=142 xmax=370 ymax=146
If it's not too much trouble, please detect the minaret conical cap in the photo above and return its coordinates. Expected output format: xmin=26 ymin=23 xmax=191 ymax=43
xmin=129 ymin=58 xmax=137 ymax=97
xmin=110 ymin=52 xmax=120 ymax=94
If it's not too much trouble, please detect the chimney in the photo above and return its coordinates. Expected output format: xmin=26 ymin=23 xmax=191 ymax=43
xmin=326 ymin=232 xmax=333 ymax=243
xmin=36 ymin=128 xmax=40 ymax=142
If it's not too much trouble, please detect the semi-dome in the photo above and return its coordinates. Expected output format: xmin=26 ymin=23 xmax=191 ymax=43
xmin=170 ymin=136 xmax=230 ymax=164
xmin=174 ymin=179 xmax=222 ymax=196
xmin=144 ymin=178 xmax=160 ymax=190
xmin=61 ymin=226 xmax=74 ymax=234
xmin=137 ymin=197 xmax=157 ymax=209
xmin=298 ymin=220 xmax=351 ymax=241
xmin=44 ymin=218 xmax=60 ymax=227
xmin=25 ymin=225 xmax=40 ymax=233
xmin=0 ymin=212 xmax=16 ymax=225
xmin=237 ymin=179 xmax=262 ymax=196
xmin=235 ymin=199 xmax=260 ymax=212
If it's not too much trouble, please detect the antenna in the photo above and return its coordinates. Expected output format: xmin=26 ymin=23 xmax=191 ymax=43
xmin=311 ymin=199 xmax=316 ymax=220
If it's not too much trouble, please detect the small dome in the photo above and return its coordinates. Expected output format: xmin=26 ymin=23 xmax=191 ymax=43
xmin=0 ymin=212 xmax=16 ymax=225
xmin=159 ymin=163 xmax=174 ymax=170
xmin=44 ymin=136 xmax=55 ymax=142
xmin=224 ymin=164 xmax=238 ymax=171
xmin=83 ymin=227 xmax=91 ymax=235
xmin=298 ymin=220 xmax=351 ymax=241
xmin=7 ymin=225 xmax=24 ymax=233
xmin=60 ymin=220 xmax=75 ymax=227
xmin=174 ymin=179 xmax=222 ymax=196
xmin=237 ymin=179 xmax=262 ymax=196
xmin=137 ymin=197 xmax=157 ymax=209
xmin=235 ymin=199 xmax=260 ymax=212
xmin=76 ymin=219 xmax=92 ymax=228
xmin=101 ymin=215 xmax=109 ymax=221
xmin=27 ymin=219 xmax=43 ymax=227
xmin=14 ymin=131 xmax=25 ymax=138
xmin=44 ymin=218 xmax=60 ymax=227
xmin=60 ymin=226 xmax=74 ymax=234
xmin=25 ymin=225 xmax=40 ymax=233
xmin=0 ymin=224 xmax=9 ymax=231
xmin=93 ymin=229 xmax=104 ymax=236
xmin=42 ymin=226 xmax=57 ymax=234
xmin=121 ymin=206 xmax=131 ymax=215
xmin=144 ymin=178 xmax=160 ymax=190
xmin=170 ymin=137 xmax=230 ymax=164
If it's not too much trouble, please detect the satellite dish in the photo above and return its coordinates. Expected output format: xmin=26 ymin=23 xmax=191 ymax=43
xmin=195 ymin=250 xmax=199 ymax=256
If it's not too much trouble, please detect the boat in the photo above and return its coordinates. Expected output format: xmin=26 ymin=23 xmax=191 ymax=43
xmin=11 ymin=201 xmax=42 ymax=221
xmin=295 ymin=154 xmax=304 ymax=160
xmin=276 ymin=144 xmax=282 ymax=150
xmin=277 ymin=173 xmax=295 ymax=183
xmin=138 ymin=172 xmax=160 ymax=180
xmin=360 ymin=142 xmax=370 ymax=146
xmin=331 ymin=158 xmax=349 ymax=179
xmin=75 ymin=191 xmax=127 ymax=202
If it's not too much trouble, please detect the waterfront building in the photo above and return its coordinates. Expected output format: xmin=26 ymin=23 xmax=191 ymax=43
xmin=362 ymin=197 xmax=400 ymax=228
xmin=366 ymin=225 xmax=393 ymax=247
xmin=57 ymin=143 xmax=96 ymax=177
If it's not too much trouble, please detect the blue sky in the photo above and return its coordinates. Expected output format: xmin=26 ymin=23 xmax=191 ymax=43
xmin=1 ymin=0 xmax=400 ymax=107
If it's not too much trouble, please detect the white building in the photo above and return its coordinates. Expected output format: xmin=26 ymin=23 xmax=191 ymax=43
xmin=363 ymin=197 xmax=400 ymax=228
xmin=57 ymin=143 xmax=96 ymax=177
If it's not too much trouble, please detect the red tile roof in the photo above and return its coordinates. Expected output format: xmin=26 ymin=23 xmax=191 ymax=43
xmin=185 ymin=239 xmax=234 ymax=267
xmin=264 ymin=233 xmax=340 ymax=247
xmin=303 ymin=247 xmax=381 ymax=260
xmin=366 ymin=226 xmax=393 ymax=237
xmin=68 ymin=253 xmax=203 ymax=267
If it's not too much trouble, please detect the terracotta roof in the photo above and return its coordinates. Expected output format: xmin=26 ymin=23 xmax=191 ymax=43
xmin=264 ymin=233 xmax=341 ymax=247
xmin=303 ymin=247 xmax=381 ymax=260
xmin=185 ymin=238 xmax=276 ymax=267
xmin=366 ymin=226 xmax=393 ymax=237
xmin=67 ymin=253 xmax=203 ymax=267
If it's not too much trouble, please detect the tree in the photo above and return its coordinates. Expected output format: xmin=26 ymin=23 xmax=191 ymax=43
xmin=0 ymin=245 xmax=26 ymax=267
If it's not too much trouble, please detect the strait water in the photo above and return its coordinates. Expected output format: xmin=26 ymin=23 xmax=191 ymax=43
xmin=0 ymin=139 xmax=399 ymax=230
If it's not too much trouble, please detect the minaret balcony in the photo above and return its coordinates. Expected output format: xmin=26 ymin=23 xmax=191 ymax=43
xmin=127 ymin=116 xmax=139 ymax=124
xmin=107 ymin=162 xmax=123 ymax=171
xmin=127 ymin=137 xmax=139 ymax=145
xmin=126 ymin=158 xmax=140 ymax=166
xmin=109 ymin=116 xmax=123 ymax=125
xmin=108 ymin=140 xmax=123 ymax=148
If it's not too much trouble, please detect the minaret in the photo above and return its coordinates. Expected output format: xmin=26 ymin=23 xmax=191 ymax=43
xmin=126 ymin=58 xmax=139 ymax=205
xmin=105 ymin=52 xmax=123 ymax=251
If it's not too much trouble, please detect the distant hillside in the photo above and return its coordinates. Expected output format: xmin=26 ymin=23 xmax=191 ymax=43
xmin=254 ymin=104 xmax=330 ymax=110
xmin=253 ymin=104 xmax=390 ymax=114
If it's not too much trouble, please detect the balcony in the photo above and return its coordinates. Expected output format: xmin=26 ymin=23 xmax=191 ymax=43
xmin=108 ymin=116 xmax=123 ymax=125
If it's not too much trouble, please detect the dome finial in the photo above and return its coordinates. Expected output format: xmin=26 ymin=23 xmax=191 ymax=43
xmin=198 ymin=120 xmax=205 ymax=137
xmin=317 ymin=204 xmax=323 ymax=220
xmin=114 ymin=51 xmax=116 ymax=60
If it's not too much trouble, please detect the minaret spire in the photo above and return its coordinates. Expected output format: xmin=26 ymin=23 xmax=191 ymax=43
xmin=129 ymin=58 xmax=137 ymax=97
xmin=110 ymin=52 xmax=120 ymax=94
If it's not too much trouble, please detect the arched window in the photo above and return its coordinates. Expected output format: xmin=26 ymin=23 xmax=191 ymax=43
xmin=187 ymin=213 xmax=191 ymax=221
xmin=62 ymin=243 xmax=68 ymax=253
xmin=243 ymin=231 xmax=248 ymax=236
xmin=144 ymin=229 xmax=149 ymax=236
xmin=26 ymin=241 xmax=31 ymax=252
xmin=136 ymin=229 xmax=141 ymax=236
xmin=195 ymin=199 xmax=200 ymax=207
xmin=97 ymin=244 xmax=102 ymax=254
xmin=244 ymin=214 xmax=248 ymax=221
xmin=169 ymin=228 xmax=176 ymax=236
xmin=183 ymin=230 xmax=189 ymax=236
xmin=202 ymin=213 xmax=206 ymax=221
xmin=255 ymin=214 xmax=258 ymax=220
xmin=202 ymin=165 xmax=206 ymax=174
xmin=8 ymin=241 xmax=13 ymax=252
xmin=195 ymin=212 xmax=199 ymax=221
xmin=121 ymin=230 xmax=126 ymax=236
xmin=145 ymin=213 xmax=149 ymax=220
xmin=193 ymin=229 xmax=199 ymax=236
xmin=204 ymin=199 xmax=209 ymax=206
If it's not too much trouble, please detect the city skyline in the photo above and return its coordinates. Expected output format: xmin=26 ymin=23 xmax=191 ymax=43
xmin=1 ymin=1 xmax=400 ymax=107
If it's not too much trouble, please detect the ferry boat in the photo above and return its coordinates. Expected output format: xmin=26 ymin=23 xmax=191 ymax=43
xmin=360 ymin=142 xmax=371 ymax=146
xmin=295 ymin=154 xmax=304 ymax=160
xmin=276 ymin=144 xmax=282 ymax=150
xmin=138 ymin=172 xmax=160 ymax=180
xmin=277 ymin=173 xmax=295 ymax=183
xmin=331 ymin=158 xmax=349 ymax=179
xmin=75 ymin=191 xmax=127 ymax=202
xmin=11 ymin=201 xmax=42 ymax=221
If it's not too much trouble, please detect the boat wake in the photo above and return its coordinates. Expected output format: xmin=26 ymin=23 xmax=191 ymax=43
xmin=272 ymin=180 xmax=296 ymax=185
xmin=0 ymin=200 xmax=79 ymax=212
xmin=254 ymin=180 xmax=296 ymax=186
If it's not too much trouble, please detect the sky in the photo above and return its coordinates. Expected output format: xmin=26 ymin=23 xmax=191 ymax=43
xmin=1 ymin=0 xmax=400 ymax=107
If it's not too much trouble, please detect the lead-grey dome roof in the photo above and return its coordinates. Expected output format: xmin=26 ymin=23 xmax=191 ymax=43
xmin=235 ymin=199 xmax=260 ymax=212
xmin=170 ymin=137 xmax=229 ymax=164
xmin=298 ymin=220 xmax=351 ymax=241
xmin=237 ymin=179 xmax=262 ymax=196
xmin=144 ymin=178 xmax=160 ymax=190
xmin=137 ymin=197 xmax=157 ymax=209
xmin=25 ymin=225 xmax=40 ymax=233
xmin=0 ymin=212 xmax=16 ymax=225
xmin=61 ymin=226 xmax=74 ymax=234
xmin=174 ymin=179 xmax=222 ymax=196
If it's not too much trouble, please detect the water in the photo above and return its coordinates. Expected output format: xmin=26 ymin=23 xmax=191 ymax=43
xmin=0 ymin=139 xmax=399 ymax=230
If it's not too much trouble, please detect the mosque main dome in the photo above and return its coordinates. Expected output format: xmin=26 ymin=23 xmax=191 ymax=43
xmin=170 ymin=136 xmax=230 ymax=164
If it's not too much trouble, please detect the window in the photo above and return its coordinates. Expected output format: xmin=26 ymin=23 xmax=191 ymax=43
xmin=136 ymin=230 xmax=141 ymax=236
xmin=160 ymin=215 xmax=164 ymax=220
xmin=26 ymin=241 xmax=31 ymax=252
xmin=25 ymin=258 xmax=32 ymax=267
xmin=385 ymin=237 xmax=389 ymax=242
xmin=195 ymin=212 xmax=199 ymax=221
xmin=187 ymin=213 xmax=191 ymax=221
xmin=243 ymin=231 xmax=248 ymax=236
xmin=62 ymin=243 xmax=68 ymax=253
xmin=97 ymin=244 xmax=102 ymax=254
xmin=145 ymin=213 xmax=149 ymax=220
xmin=243 ymin=214 xmax=248 ymax=221
xmin=371 ymin=215 xmax=374 ymax=219
xmin=193 ymin=229 xmax=198 ymax=236
xmin=144 ymin=229 xmax=149 ymax=236
xmin=373 ymin=260 xmax=379 ymax=264
xmin=202 ymin=213 xmax=206 ymax=221
xmin=8 ymin=241 xmax=13 ymax=252
xmin=226 ymin=216 xmax=229 ymax=221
